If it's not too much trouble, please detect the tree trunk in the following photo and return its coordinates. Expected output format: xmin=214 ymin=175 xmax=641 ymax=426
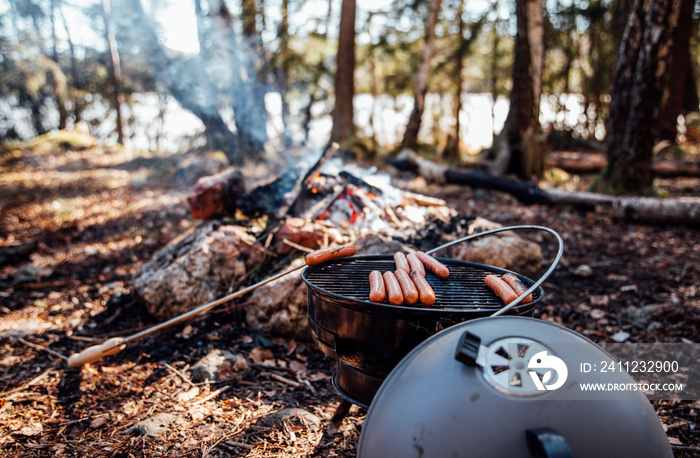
xmin=490 ymin=3 xmax=501 ymax=141
xmin=236 ymin=0 xmax=269 ymax=156
xmin=102 ymin=0 xmax=125 ymax=144
xmin=331 ymin=0 xmax=357 ymax=143
xmin=277 ymin=0 xmax=292 ymax=146
xmin=442 ymin=0 xmax=464 ymax=164
xmin=491 ymin=0 xmax=545 ymax=178
xmin=401 ymin=0 xmax=442 ymax=150
xmin=49 ymin=0 xmax=68 ymax=130
xmin=595 ymin=0 xmax=682 ymax=195
xmin=658 ymin=0 xmax=695 ymax=143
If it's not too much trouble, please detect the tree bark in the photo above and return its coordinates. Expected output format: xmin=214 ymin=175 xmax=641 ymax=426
xmin=658 ymin=0 xmax=695 ymax=143
xmin=102 ymin=0 xmax=125 ymax=144
xmin=331 ymin=0 xmax=357 ymax=143
xmin=595 ymin=0 xmax=682 ymax=195
xmin=235 ymin=0 xmax=269 ymax=156
xmin=49 ymin=0 xmax=68 ymax=130
xmin=401 ymin=0 xmax=442 ymax=150
xmin=443 ymin=0 xmax=464 ymax=163
xmin=491 ymin=0 xmax=545 ymax=178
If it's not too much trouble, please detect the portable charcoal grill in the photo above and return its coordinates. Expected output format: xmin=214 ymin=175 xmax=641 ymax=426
xmin=302 ymin=225 xmax=562 ymax=407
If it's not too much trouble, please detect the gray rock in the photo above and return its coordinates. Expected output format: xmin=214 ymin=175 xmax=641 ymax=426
xmin=132 ymin=221 xmax=266 ymax=321
xmin=353 ymin=233 xmax=409 ymax=255
xmin=127 ymin=413 xmax=177 ymax=437
xmin=623 ymin=304 xmax=664 ymax=328
xmin=246 ymin=258 xmax=310 ymax=340
xmin=451 ymin=234 xmax=542 ymax=279
xmin=262 ymin=408 xmax=321 ymax=432
xmin=191 ymin=349 xmax=247 ymax=383
xmin=574 ymin=264 xmax=593 ymax=278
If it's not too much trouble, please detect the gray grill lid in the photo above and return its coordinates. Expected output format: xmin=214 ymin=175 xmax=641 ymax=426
xmin=358 ymin=316 xmax=672 ymax=458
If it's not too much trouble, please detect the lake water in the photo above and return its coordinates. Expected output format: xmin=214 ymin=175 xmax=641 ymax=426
xmin=2 ymin=91 xmax=591 ymax=154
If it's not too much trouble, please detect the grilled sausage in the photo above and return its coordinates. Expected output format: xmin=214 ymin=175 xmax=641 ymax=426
xmin=406 ymin=253 xmax=425 ymax=276
xmin=369 ymin=270 xmax=386 ymax=303
xmin=502 ymin=273 xmax=533 ymax=304
xmin=383 ymin=271 xmax=404 ymax=305
xmin=394 ymin=252 xmax=410 ymax=273
xmin=305 ymin=245 xmax=356 ymax=266
xmin=410 ymin=271 xmax=436 ymax=306
xmin=394 ymin=269 xmax=419 ymax=305
xmin=484 ymin=275 xmax=518 ymax=304
xmin=415 ymin=251 xmax=450 ymax=278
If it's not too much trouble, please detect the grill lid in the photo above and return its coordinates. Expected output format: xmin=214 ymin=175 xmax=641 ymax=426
xmin=303 ymin=255 xmax=543 ymax=312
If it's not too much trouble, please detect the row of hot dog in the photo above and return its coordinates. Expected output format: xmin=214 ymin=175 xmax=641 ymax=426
xmin=368 ymin=252 xmax=449 ymax=306
xmin=369 ymin=252 xmax=534 ymax=307
xmin=304 ymin=244 xmax=533 ymax=307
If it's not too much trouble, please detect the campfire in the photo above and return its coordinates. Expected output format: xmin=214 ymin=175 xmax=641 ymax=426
xmin=130 ymin=145 xmax=543 ymax=366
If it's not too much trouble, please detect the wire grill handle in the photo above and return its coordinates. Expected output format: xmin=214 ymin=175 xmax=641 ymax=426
xmin=426 ymin=225 xmax=564 ymax=317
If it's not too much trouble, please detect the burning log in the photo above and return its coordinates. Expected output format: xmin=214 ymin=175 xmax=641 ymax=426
xmin=187 ymin=169 xmax=245 ymax=219
xmin=272 ymin=218 xmax=342 ymax=255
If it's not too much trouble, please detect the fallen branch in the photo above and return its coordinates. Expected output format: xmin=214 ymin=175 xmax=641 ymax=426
xmin=162 ymin=362 xmax=196 ymax=388
xmin=389 ymin=149 xmax=700 ymax=226
xmin=548 ymin=152 xmax=700 ymax=177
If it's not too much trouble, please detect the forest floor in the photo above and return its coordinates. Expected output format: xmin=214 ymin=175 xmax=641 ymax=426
xmin=0 ymin=132 xmax=699 ymax=457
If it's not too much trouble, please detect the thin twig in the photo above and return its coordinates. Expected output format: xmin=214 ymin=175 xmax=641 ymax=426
xmin=281 ymin=239 xmax=314 ymax=253
xmin=162 ymin=362 xmax=196 ymax=387
xmin=239 ymin=237 xmax=278 ymax=258
xmin=191 ymin=385 xmax=231 ymax=405
xmin=17 ymin=337 xmax=68 ymax=361
xmin=66 ymin=335 xmax=98 ymax=342
xmin=225 ymin=440 xmax=253 ymax=450
xmin=270 ymin=372 xmax=301 ymax=388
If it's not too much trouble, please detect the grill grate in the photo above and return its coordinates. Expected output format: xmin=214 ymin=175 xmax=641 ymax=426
xmin=304 ymin=256 xmax=543 ymax=310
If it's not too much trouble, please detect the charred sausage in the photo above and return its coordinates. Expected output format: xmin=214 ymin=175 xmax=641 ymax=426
xmin=502 ymin=273 xmax=533 ymax=304
xmin=410 ymin=271 xmax=436 ymax=306
xmin=369 ymin=270 xmax=386 ymax=303
xmin=415 ymin=252 xmax=450 ymax=278
xmin=383 ymin=271 xmax=404 ymax=305
xmin=394 ymin=252 xmax=410 ymax=273
xmin=305 ymin=245 xmax=356 ymax=266
xmin=406 ymin=253 xmax=425 ymax=276
xmin=394 ymin=269 xmax=419 ymax=305
xmin=484 ymin=275 xmax=518 ymax=304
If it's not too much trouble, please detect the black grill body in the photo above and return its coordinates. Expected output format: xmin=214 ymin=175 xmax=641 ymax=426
xmin=302 ymin=255 xmax=544 ymax=407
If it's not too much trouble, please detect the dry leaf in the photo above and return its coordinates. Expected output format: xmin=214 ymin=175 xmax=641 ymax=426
xmin=217 ymin=360 xmax=236 ymax=382
xmin=668 ymin=437 xmax=682 ymax=445
xmin=121 ymin=400 xmax=140 ymax=416
xmin=287 ymin=339 xmax=297 ymax=355
xmin=288 ymin=360 xmax=307 ymax=375
xmin=176 ymin=386 xmax=200 ymax=403
xmin=232 ymin=355 xmax=249 ymax=372
xmin=249 ymin=347 xmax=274 ymax=364
xmin=90 ymin=416 xmax=108 ymax=428
xmin=17 ymin=422 xmax=43 ymax=436
xmin=177 ymin=324 xmax=194 ymax=339
xmin=188 ymin=405 xmax=206 ymax=422
xmin=308 ymin=372 xmax=331 ymax=382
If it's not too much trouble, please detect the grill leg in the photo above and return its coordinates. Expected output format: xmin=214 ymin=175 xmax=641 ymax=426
xmin=330 ymin=399 xmax=352 ymax=423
